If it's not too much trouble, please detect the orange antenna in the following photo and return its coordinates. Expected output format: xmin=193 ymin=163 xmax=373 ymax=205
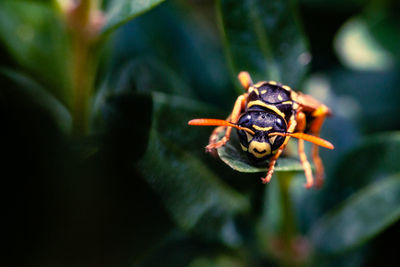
xmin=269 ymin=132 xmax=334 ymax=150
xmin=188 ymin=118 xmax=255 ymax=135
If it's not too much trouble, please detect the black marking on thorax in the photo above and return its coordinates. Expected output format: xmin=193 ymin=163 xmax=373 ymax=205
xmin=247 ymin=82 xmax=295 ymax=122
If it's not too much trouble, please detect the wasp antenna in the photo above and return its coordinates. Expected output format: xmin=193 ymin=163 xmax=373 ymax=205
xmin=269 ymin=132 xmax=334 ymax=150
xmin=238 ymin=71 xmax=253 ymax=90
xmin=188 ymin=118 xmax=231 ymax=127
xmin=188 ymin=118 xmax=255 ymax=135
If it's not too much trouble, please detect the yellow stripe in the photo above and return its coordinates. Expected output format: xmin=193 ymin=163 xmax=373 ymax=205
xmin=281 ymin=101 xmax=293 ymax=105
xmin=245 ymin=132 xmax=253 ymax=142
xmin=260 ymin=90 xmax=267 ymax=94
xmin=282 ymin=85 xmax=291 ymax=91
xmin=248 ymin=86 xmax=259 ymax=95
xmin=247 ymin=100 xmax=286 ymax=118
xmin=240 ymin=143 xmax=248 ymax=152
xmin=252 ymin=125 xmax=272 ymax=131
xmin=269 ymin=135 xmax=277 ymax=144
xmin=268 ymin=81 xmax=277 ymax=85
xmin=254 ymin=81 xmax=266 ymax=88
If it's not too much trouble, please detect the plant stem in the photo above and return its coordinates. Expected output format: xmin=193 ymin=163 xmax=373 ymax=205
xmin=276 ymin=172 xmax=303 ymax=267
xmin=66 ymin=0 xmax=100 ymax=136
xmin=278 ymin=172 xmax=296 ymax=247
xmin=71 ymin=36 xmax=95 ymax=136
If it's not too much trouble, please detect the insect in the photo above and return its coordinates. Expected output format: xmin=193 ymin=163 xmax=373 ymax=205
xmin=188 ymin=71 xmax=334 ymax=188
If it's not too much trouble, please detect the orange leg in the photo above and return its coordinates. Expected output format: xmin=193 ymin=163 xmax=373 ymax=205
xmin=261 ymin=150 xmax=283 ymax=184
xmin=310 ymin=105 xmax=330 ymax=188
xmin=206 ymin=72 xmax=252 ymax=152
xmin=208 ymin=114 xmax=231 ymax=148
xmin=206 ymin=125 xmax=227 ymax=156
xmin=206 ymin=94 xmax=247 ymax=152
xmin=238 ymin=71 xmax=253 ymax=90
xmin=296 ymin=112 xmax=314 ymax=189
xmin=261 ymin=116 xmax=297 ymax=184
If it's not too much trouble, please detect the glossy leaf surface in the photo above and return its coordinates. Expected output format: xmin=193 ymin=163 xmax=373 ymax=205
xmin=102 ymin=0 xmax=166 ymax=35
xmin=135 ymin=93 xmax=249 ymax=245
xmin=320 ymin=132 xmax=400 ymax=212
xmin=218 ymin=0 xmax=309 ymax=90
xmin=311 ymin=174 xmax=400 ymax=254
xmin=0 ymin=0 xmax=71 ymax=103
xmin=0 ymin=68 xmax=72 ymax=133
xmin=217 ymin=129 xmax=304 ymax=173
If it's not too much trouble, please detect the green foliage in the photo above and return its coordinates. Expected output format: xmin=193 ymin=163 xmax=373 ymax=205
xmin=0 ymin=68 xmax=72 ymax=132
xmin=217 ymin=0 xmax=309 ymax=90
xmin=0 ymin=0 xmax=71 ymax=103
xmin=137 ymin=93 xmax=250 ymax=240
xmin=102 ymin=0 xmax=166 ymax=35
xmin=2 ymin=0 xmax=400 ymax=266
xmin=311 ymin=173 xmax=400 ymax=254
xmin=217 ymin=129 xmax=304 ymax=173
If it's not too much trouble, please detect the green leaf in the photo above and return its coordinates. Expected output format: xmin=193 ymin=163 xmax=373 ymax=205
xmin=135 ymin=93 xmax=250 ymax=245
xmin=363 ymin=2 xmax=400 ymax=61
xmin=334 ymin=16 xmax=394 ymax=71
xmin=257 ymin=172 xmax=287 ymax=248
xmin=0 ymin=0 xmax=72 ymax=104
xmin=217 ymin=0 xmax=309 ymax=90
xmin=102 ymin=0 xmax=166 ymax=35
xmin=0 ymin=68 xmax=72 ymax=133
xmin=108 ymin=59 xmax=196 ymax=98
xmin=320 ymin=132 xmax=400 ymax=213
xmin=108 ymin=2 xmax=233 ymax=108
xmin=188 ymin=254 xmax=248 ymax=267
xmin=333 ymin=1 xmax=400 ymax=71
xmin=150 ymin=91 xmax=222 ymax=150
xmin=137 ymin=231 xmax=248 ymax=267
xmin=329 ymin=69 xmax=400 ymax=133
xmin=217 ymin=130 xmax=304 ymax=173
xmin=99 ymin=92 xmax=153 ymax=161
xmin=300 ymin=0 xmax=365 ymax=10
xmin=310 ymin=173 xmax=400 ymax=254
xmin=137 ymin=130 xmax=249 ymax=238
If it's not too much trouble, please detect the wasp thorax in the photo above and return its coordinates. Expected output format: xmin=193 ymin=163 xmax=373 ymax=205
xmin=236 ymin=111 xmax=287 ymax=161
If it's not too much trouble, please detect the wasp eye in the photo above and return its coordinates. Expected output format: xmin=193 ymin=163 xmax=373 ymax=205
xmin=239 ymin=114 xmax=252 ymax=127
xmin=275 ymin=118 xmax=284 ymax=129
xmin=243 ymin=115 xmax=251 ymax=124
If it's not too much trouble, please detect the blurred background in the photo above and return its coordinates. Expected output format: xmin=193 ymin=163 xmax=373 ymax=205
xmin=1 ymin=0 xmax=400 ymax=266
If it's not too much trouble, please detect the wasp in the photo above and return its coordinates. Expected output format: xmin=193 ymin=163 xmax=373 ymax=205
xmin=188 ymin=71 xmax=334 ymax=188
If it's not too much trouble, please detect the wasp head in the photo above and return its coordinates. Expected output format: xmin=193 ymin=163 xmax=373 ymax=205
xmin=237 ymin=111 xmax=287 ymax=162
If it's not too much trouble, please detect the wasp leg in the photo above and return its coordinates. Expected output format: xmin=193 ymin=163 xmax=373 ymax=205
xmin=208 ymin=126 xmax=226 ymax=147
xmin=238 ymin=71 xmax=253 ymax=90
xmin=261 ymin=151 xmax=282 ymax=184
xmin=296 ymin=111 xmax=314 ymax=189
xmin=206 ymin=125 xmax=227 ymax=156
xmin=310 ymin=105 xmax=330 ymax=188
xmin=261 ymin=116 xmax=297 ymax=184
xmin=206 ymin=94 xmax=247 ymax=152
